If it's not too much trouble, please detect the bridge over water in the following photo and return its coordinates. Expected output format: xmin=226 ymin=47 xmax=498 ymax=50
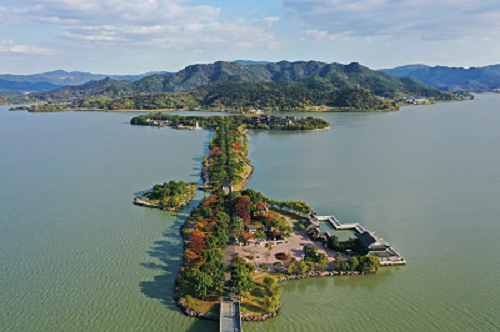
xmin=220 ymin=296 xmax=241 ymax=332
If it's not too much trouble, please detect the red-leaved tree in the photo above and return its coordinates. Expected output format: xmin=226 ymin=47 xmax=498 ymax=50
xmin=190 ymin=236 xmax=206 ymax=254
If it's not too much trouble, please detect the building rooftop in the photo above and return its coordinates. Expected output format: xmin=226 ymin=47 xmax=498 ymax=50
xmin=356 ymin=231 xmax=389 ymax=249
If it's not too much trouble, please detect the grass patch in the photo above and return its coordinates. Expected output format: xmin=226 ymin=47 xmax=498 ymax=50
xmin=239 ymin=273 xmax=272 ymax=315
xmin=232 ymin=160 xmax=251 ymax=192
xmin=178 ymin=266 xmax=220 ymax=313
xmin=269 ymin=207 xmax=307 ymax=231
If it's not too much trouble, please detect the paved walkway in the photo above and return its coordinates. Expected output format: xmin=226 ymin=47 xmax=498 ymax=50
xmin=283 ymin=215 xmax=294 ymax=228
xmin=233 ymin=231 xmax=348 ymax=272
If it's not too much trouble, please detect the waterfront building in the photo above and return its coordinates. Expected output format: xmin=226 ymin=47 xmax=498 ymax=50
xmin=355 ymin=231 xmax=391 ymax=257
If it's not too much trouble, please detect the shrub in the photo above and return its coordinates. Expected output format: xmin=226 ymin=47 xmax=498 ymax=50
xmin=260 ymin=263 xmax=269 ymax=271
xmin=247 ymin=255 xmax=255 ymax=260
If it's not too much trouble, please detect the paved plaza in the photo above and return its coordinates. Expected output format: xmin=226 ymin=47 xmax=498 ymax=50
xmin=233 ymin=231 xmax=350 ymax=271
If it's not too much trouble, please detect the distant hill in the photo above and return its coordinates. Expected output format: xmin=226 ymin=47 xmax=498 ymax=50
xmin=74 ymin=80 xmax=390 ymax=111
xmin=0 ymin=79 xmax=63 ymax=96
xmin=379 ymin=65 xmax=430 ymax=77
xmin=379 ymin=65 xmax=500 ymax=91
xmin=1 ymin=61 xmax=456 ymax=105
xmin=0 ymin=70 xmax=172 ymax=95
xmin=21 ymin=78 xmax=132 ymax=102
xmin=90 ymin=61 xmax=452 ymax=99
xmin=233 ymin=60 xmax=271 ymax=66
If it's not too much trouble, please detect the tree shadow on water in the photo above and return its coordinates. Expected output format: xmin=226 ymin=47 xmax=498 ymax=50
xmin=186 ymin=319 xmax=218 ymax=332
xmin=139 ymin=233 xmax=185 ymax=312
xmin=139 ymin=232 xmax=219 ymax=332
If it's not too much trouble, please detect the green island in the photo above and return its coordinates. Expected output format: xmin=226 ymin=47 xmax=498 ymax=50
xmin=130 ymin=113 xmax=405 ymax=328
xmin=134 ymin=181 xmax=198 ymax=211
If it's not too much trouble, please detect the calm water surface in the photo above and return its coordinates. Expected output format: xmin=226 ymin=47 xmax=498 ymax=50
xmin=1 ymin=96 xmax=500 ymax=332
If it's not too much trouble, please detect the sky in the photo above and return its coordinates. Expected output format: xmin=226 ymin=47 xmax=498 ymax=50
xmin=1 ymin=0 xmax=499 ymax=75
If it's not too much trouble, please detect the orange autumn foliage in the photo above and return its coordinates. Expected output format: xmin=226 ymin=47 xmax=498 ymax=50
xmin=208 ymin=195 xmax=219 ymax=203
xmin=241 ymin=231 xmax=255 ymax=241
xmin=255 ymin=202 xmax=266 ymax=211
xmin=184 ymin=250 xmax=198 ymax=262
xmin=191 ymin=229 xmax=205 ymax=238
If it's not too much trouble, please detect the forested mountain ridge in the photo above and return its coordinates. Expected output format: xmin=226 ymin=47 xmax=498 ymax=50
xmin=95 ymin=60 xmax=457 ymax=99
xmin=21 ymin=78 xmax=133 ymax=102
xmin=2 ymin=61 xmax=455 ymax=105
xmin=380 ymin=64 xmax=500 ymax=91
xmin=78 ymin=79 xmax=456 ymax=112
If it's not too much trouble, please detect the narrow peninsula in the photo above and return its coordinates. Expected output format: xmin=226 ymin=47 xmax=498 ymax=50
xmin=130 ymin=113 xmax=405 ymax=328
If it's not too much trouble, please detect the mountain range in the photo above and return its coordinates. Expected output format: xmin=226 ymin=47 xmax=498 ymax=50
xmin=380 ymin=65 xmax=500 ymax=91
xmin=0 ymin=70 xmax=172 ymax=96
xmin=7 ymin=60 xmax=454 ymax=105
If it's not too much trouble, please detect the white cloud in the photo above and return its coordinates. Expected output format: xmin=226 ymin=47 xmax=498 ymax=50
xmin=0 ymin=0 xmax=281 ymax=53
xmin=128 ymin=25 xmax=162 ymax=35
xmin=0 ymin=40 xmax=54 ymax=55
xmin=284 ymin=0 xmax=500 ymax=42
xmin=258 ymin=17 xmax=280 ymax=28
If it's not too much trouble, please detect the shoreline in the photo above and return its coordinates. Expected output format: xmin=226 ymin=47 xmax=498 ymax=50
xmin=130 ymin=113 xmax=401 ymax=324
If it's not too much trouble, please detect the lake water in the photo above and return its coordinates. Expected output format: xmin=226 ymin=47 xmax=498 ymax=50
xmin=1 ymin=95 xmax=500 ymax=332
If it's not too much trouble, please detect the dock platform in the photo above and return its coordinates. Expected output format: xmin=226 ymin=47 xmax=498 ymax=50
xmin=309 ymin=212 xmax=406 ymax=266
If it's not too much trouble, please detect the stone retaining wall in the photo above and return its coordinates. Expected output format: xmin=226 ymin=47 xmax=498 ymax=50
xmin=241 ymin=303 xmax=281 ymax=321
xmin=276 ymin=270 xmax=365 ymax=282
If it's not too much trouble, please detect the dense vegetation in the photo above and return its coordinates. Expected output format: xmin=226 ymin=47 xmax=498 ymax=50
xmin=1 ymin=60 xmax=457 ymax=107
xmin=73 ymin=82 xmax=389 ymax=111
xmin=130 ymin=113 xmax=330 ymax=131
xmin=10 ymin=105 xmax=67 ymax=112
xmin=179 ymin=190 xmax=231 ymax=302
xmin=334 ymin=254 xmax=380 ymax=273
xmin=143 ymin=180 xmax=197 ymax=208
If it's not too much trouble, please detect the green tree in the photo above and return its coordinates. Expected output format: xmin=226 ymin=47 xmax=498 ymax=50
xmin=328 ymin=235 xmax=339 ymax=250
xmin=194 ymin=273 xmax=213 ymax=300
xmin=254 ymin=230 xmax=266 ymax=241
xmin=263 ymin=275 xmax=277 ymax=293
xmin=349 ymin=256 xmax=359 ymax=271
xmin=298 ymin=260 xmax=308 ymax=275
xmin=230 ymin=255 xmax=246 ymax=267
xmin=170 ymin=195 xmax=179 ymax=207
xmin=319 ymin=256 xmax=329 ymax=271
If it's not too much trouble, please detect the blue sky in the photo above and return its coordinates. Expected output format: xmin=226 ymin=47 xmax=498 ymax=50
xmin=1 ymin=0 xmax=499 ymax=74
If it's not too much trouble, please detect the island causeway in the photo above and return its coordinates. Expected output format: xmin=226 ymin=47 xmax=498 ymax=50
xmin=130 ymin=112 xmax=406 ymax=330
